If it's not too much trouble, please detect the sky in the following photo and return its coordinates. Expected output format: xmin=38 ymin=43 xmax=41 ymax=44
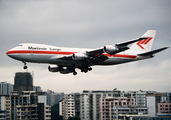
xmin=0 ymin=1 xmax=171 ymax=94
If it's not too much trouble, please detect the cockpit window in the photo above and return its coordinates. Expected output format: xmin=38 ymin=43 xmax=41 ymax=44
xmin=17 ymin=45 xmax=23 ymax=46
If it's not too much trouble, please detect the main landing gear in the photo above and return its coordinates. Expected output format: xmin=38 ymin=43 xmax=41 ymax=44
xmin=81 ymin=66 xmax=92 ymax=73
xmin=72 ymin=67 xmax=92 ymax=76
xmin=22 ymin=61 xmax=28 ymax=69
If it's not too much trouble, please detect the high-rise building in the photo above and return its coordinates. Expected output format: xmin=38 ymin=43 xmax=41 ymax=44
xmin=13 ymin=72 xmax=33 ymax=92
xmin=113 ymin=106 xmax=148 ymax=120
xmin=10 ymin=91 xmax=50 ymax=120
xmin=136 ymin=91 xmax=147 ymax=106
xmin=99 ymin=97 xmax=136 ymax=120
xmin=80 ymin=93 xmax=90 ymax=120
xmin=60 ymin=93 xmax=80 ymax=120
xmin=63 ymin=93 xmax=76 ymax=119
xmin=33 ymin=86 xmax=41 ymax=92
xmin=147 ymin=93 xmax=166 ymax=117
xmin=77 ymin=90 xmax=122 ymax=120
xmin=163 ymin=92 xmax=171 ymax=102
xmin=0 ymin=82 xmax=12 ymax=95
xmin=47 ymin=91 xmax=64 ymax=107
xmin=0 ymin=95 xmax=10 ymax=119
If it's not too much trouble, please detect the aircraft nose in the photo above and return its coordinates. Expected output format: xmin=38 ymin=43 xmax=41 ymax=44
xmin=6 ymin=47 xmax=17 ymax=57
xmin=6 ymin=50 xmax=13 ymax=57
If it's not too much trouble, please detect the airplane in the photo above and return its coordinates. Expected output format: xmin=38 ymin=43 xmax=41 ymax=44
xmin=6 ymin=30 xmax=168 ymax=75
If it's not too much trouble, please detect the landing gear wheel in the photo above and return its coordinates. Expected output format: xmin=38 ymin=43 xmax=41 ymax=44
xmin=88 ymin=67 xmax=92 ymax=71
xmin=22 ymin=61 xmax=28 ymax=70
xmin=73 ymin=72 xmax=77 ymax=75
xmin=23 ymin=66 xmax=27 ymax=69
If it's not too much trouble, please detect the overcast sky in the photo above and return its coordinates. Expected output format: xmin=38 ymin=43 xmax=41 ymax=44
xmin=0 ymin=1 xmax=171 ymax=93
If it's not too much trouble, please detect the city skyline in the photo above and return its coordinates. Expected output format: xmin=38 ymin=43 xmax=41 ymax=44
xmin=0 ymin=1 xmax=171 ymax=93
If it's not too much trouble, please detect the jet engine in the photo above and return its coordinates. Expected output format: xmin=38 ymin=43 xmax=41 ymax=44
xmin=103 ymin=45 xmax=120 ymax=55
xmin=72 ymin=53 xmax=88 ymax=60
xmin=60 ymin=69 xmax=72 ymax=74
xmin=48 ymin=65 xmax=60 ymax=72
xmin=48 ymin=65 xmax=74 ymax=74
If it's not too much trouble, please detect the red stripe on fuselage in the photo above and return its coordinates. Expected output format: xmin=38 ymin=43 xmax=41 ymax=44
xmin=6 ymin=50 xmax=137 ymax=59
xmin=6 ymin=50 xmax=74 ymax=55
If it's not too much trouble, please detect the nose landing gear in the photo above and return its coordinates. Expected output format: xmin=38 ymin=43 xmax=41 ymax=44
xmin=22 ymin=61 xmax=28 ymax=69
xmin=73 ymin=71 xmax=77 ymax=75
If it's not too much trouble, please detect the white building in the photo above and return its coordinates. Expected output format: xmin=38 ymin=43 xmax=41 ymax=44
xmin=0 ymin=95 xmax=10 ymax=119
xmin=136 ymin=91 xmax=147 ymax=106
xmin=63 ymin=93 xmax=76 ymax=119
xmin=147 ymin=93 xmax=166 ymax=117
xmin=80 ymin=94 xmax=89 ymax=120
xmin=80 ymin=90 xmax=121 ymax=120
xmin=113 ymin=106 xmax=148 ymax=120
xmin=0 ymin=82 xmax=12 ymax=95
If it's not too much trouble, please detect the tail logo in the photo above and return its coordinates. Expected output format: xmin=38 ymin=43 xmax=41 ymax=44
xmin=137 ymin=37 xmax=152 ymax=49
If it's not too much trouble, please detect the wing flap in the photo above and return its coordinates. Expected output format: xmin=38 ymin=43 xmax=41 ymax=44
xmin=86 ymin=48 xmax=104 ymax=56
xmin=50 ymin=55 xmax=73 ymax=60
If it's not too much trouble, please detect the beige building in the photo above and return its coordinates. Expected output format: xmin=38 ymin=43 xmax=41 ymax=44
xmin=44 ymin=105 xmax=51 ymax=120
xmin=16 ymin=104 xmax=38 ymax=119
xmin=158 ymin=103 xmax=171 ymax=114
xmin=10 ymin=91 xmax=51 ymax=120
xmin=99 ymin=97 xmax=136 ymax=120
xmin=0 ymin=95 xmax=10 ymax=120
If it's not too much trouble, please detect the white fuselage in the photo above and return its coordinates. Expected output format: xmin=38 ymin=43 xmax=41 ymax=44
xmin=6 ymin=43 xmax=150 ymax=67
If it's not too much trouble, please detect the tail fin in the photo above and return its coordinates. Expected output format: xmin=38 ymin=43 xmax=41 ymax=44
xmin=130 ymin=30 xmax=156 ymax=53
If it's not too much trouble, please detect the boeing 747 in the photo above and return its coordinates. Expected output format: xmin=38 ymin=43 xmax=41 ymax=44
xmin=6 ymin=30 xmax=168 ymax=75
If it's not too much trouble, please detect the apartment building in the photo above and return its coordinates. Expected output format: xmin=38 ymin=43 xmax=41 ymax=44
xmin=136 ymin=91 xmax=147 ymax=106
xmin=10 ymin=91 xmax=51 ymax=120
xmin=99 ymin=97 xmax=136 ymax=120
xmin=13 ymin=72 xmax=33 ymax=92
xmin=163 ymin=92 xmax=171 ymax=102
xmin=80 ymin=90 xmax=122 ymax=120
xmin=16 ymin=104 xmax=38 ymax=119
xmin=80 ymin=93 xmax=89 ymax=120
xmin=44 ymin=105 xmax=51 ymax=120
xmin=0 ymin=82 xmax=12 ymax=95
xmin=113 ymin=106 xmax=148 ymax=120
xmin=147 ymin=93 xmax=166 ymax=117
xmin=0 ymin=95 xmax=10 ymax=119
xmin=62 ymin=93 xmax=76 ymax=120
xmin=158 ymin=102 xmax=171 ymax=117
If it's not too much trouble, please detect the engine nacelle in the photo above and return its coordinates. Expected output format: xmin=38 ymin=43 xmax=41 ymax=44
xmin=48 ymin=65 xmax=60 ymax=72
xmin=60 ymin=69 xmax=72 ymax=74
xmin=103 ymin=45 xmax=119 ymax=55
xmin=72 ymin=53 xmax=88 ymax=60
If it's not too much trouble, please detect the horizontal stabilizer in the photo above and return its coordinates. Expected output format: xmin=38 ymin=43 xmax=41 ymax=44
xmin=138 ymin=47 xmax=169 ymax=56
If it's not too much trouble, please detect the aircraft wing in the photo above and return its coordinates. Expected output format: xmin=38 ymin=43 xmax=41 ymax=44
xmin=116 ymin=37 xmax=147 ymax=47
xmin=50 ymin=37 xmax=148 ymax=64
xmin=49 ymin=55 xmax=73 ymax=61
xmin=49 ymin=48 xmax=108 ymax=64
xmin=86 ymin=47 xmax=104 ymax=56
xmin=87 ymin=38 xmax=147 ymax=55
xmin=138 ymin=47 xmax=169 ymax=56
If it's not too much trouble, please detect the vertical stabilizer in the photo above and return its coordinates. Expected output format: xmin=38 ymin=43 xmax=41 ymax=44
xmin=130 ymin=30 xmax=156 ymax=53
